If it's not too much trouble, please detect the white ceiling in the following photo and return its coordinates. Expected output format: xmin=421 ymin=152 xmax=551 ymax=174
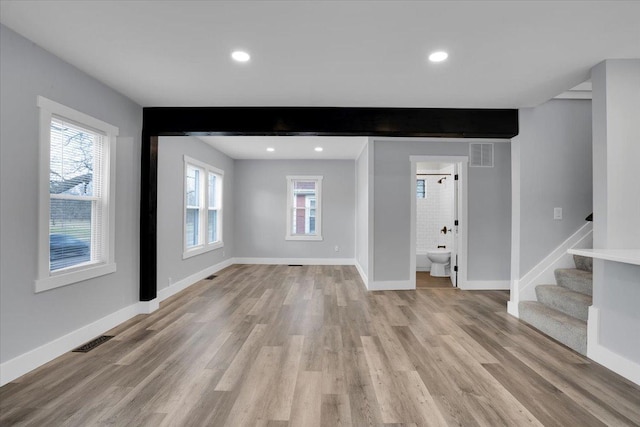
xmin=198 ymin=136 xmax=367 ymax=159
xmin=1 ymin=1 xmax=639 ymax=109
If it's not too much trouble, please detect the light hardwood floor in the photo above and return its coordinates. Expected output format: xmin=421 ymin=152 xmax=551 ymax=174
xmin=416 ymin=271 xmax=453 ymax=289
xmin=1 ymin=264 xmax=639 ymax=426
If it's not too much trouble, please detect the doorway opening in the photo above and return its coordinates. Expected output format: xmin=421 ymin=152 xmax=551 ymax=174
xmin=410 ymin=155 xmax=468 ymax=290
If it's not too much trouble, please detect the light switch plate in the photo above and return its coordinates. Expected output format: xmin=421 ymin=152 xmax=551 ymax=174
xmin=554 ymin=207 xmax=562 ymax=220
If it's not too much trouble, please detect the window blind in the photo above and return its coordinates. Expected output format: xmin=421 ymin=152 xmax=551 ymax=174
xmin=49 ymin=116 xmax=103 ymax=271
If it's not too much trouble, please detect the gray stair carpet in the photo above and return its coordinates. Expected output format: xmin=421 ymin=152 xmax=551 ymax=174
xmin=535 ymin=284 xmax=591 ymax=322
xmin=518 ymin=253 xmax=593 ymax=356
xmin=519 ymin=301 xmax=587 ymax=355
xmin=573 ymin=254 xmax=593 ymax=272
xmin=555 ymin=268 xmax=593 ymax=296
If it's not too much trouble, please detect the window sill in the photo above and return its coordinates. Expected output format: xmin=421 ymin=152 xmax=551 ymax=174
xmin=285 ymin=235 xmax=323 ymax=241
xmin=35 ymin=262 xmax=117 ymax=293
xmin=183 ymin=241 xmax=224 ymax=259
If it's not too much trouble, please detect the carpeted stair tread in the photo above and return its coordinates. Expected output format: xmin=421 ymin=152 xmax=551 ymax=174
xmin=519 ymin=301 xmax=587 ymax=355
xmin=535 ymin=285 xmax=591 ymax=322
xmin=573 ymin=254 xmax=593 ymax=272
xmin=555 ymin=268 xmax=593 ymax=296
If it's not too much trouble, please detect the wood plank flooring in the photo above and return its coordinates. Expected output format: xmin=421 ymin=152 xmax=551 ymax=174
xmin=1 ymin=264 xmax=639 ymax=426
xmin=416 ymin=272 xmax=453 ymax=289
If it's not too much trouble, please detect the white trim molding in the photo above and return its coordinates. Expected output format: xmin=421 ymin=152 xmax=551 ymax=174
xmin=368 ymin=280 xmax=414 ymax=291
xmin=183 ymin=156 xmax=224 ymax=258
xmin=35 ymin=96 xmax=119 ymax=292
xmin=460 ymin=280 xmax=510 ymax=291
xmin=285 ymin=175 xmax=323 ymax=241
xmin=157 ymin=258 xmax=234 ymax=301
xmin=1 ymin=302 xmax=140 ymax=386
xmin=233 ymin=257 xmax=354 ymax=266
xmin=409 ymin=155 xmax=469 ymax=292
xmin=587 ymin=306 xmax=640 ymax=386
xmin=354 ymin=260 xmax=368 ymax=288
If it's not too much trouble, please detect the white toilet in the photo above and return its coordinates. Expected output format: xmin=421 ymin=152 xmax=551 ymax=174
xmin=427 ymin=249 xmax=451 ymax=277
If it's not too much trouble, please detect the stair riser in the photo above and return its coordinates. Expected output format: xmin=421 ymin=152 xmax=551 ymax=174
xmin=573 ymin=254 xmax=593 ymax=272
xmin=555 ymin=269 xmax=593 ymax=296
xmin=535 ymin=286 xmax=590 ymax=322
xmin=519 ymin=302 xmax=587 ymax=355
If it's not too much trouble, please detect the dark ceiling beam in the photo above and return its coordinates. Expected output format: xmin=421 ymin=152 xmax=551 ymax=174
xmin=140 ymin=106 xmax=518 ymax=301
xmin=143 ymin=106 xmax=518 ymax=138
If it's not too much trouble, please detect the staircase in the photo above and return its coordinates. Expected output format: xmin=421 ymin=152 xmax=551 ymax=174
xmin=519 ymin=255 xmax=592 ymax=355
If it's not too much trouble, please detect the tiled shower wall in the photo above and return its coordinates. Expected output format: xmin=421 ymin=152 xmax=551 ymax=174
xmin=416 ymin=165 xmax=455 ymax=254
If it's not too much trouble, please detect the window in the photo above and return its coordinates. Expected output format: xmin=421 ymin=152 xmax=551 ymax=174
xmin=417 ymin=179 xmax=426 ymax=198
xmin=183 ymin=156 xmax=223 ymax=258
xmin=36 ymin=96 xmax=118 ymax=292
xmin=286 ymin=176 xmax=322 ymax=240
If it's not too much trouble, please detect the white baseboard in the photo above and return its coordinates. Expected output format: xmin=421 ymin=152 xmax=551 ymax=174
xmin=157 ymin=258 xmax=234 ymax=302
xmin=354 ymin=260 xmax=368 ymax=288
xmin=233 ymin=257 xmax=355 ymax=266
xmin=460 ymin=280 xmax=510 ymax=290
xmin=0 ymin=302 xmax=143 ymax=386
xmin=587 ymin=306 xmax=640 ymax=386
xmin=517 ymin=223 xmax=593 ymax=302
xmin=507 ymin=300 xmax=519 ymax=318
xmin=0 ymin=258 xmax=237 ymax=386
xmin=368 ymin=280 xmax=414 ymax=291
xmin=138 ymin=299 xmax=159 ymax=314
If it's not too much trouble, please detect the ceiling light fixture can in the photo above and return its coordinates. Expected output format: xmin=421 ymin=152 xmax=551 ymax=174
xmin=429 ymin=51 xmax=448 ymax=62
xmin=231 ymin=50 xmax=250 ymax=62
xmin=315 ymin=147 xmax=323 ymax=152
xmin=266 ymin=147 xmax=275 ymax=152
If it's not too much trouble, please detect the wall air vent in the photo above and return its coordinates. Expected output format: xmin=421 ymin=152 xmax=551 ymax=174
xmin=72 ymin=335 xmax=114 ymax=353
xmin=469 ymin=143 xmax=494 ymax=167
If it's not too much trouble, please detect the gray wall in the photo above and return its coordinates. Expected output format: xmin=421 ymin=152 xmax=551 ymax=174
xmin=595 ymin=260 xmax=640 ymax=363
xmin=517 ymin=99 xmax=593 ymax=275
xmin=234 ymin=160 xmax=355 ymax=259
xmin=592 ymin=60 xmax=640 ymax=249
xmin=0 ymin=25 xmax=142 ymax=363
xmin=355 ymin=143 xmax=370 ymax=277
xmin=157 ymin=137 xmax=235 ymax=291
xmin=372 ymin=140 xmax=511 ymax=282
xmin=591 ymin=59 xmax=640 ymax=366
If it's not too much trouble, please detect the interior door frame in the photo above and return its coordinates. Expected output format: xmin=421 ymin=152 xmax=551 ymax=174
xmin=410 ymin=155 xmax=469 ymax=289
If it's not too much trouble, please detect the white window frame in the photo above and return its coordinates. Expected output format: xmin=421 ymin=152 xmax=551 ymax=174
xmin=183 ymin=156 xmax=224 ymax=258
xmin=35 ymin=96 xmax=118 ymax=293
xmin=286 ymin=175 xmax=323 ymax=241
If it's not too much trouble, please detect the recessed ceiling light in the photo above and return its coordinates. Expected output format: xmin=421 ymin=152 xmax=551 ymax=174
xmin=231 ymin=50 xmax=250 ymax=62
xmin=314 ymin=147 xmax=323 ymax=152
xmin=266 ymin=147 xmax=275 ymax=152
xmin=428 ymin=51 xmax=448 ymax=63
